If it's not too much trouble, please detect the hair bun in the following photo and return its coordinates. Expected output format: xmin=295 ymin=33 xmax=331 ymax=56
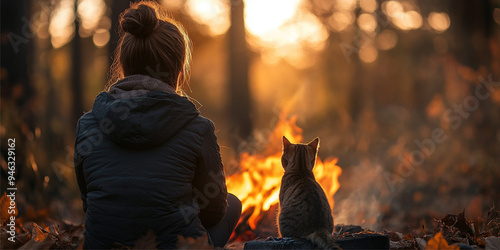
xmin=121 ymin=4 xmax=158 ymax=37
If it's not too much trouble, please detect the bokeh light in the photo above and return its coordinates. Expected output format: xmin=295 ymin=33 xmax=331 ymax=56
xmin=245 ymin=0 xmax=327 ymax=66
xmin=358 ymin=13 xmax=378 ymax=32
xmin=34 ymin=7 xmax=50 ymax=39
xmin=180 ymin=0 xmax=328 ymax=66
xmin=360 ymin=0 xmax=378 ymax=13
xmin=160 ymin=0 xmax=184 ymax=11
xmin=328 ymin=11 xmax=355 ymax=32
xmin=92 ymin=28 xmax=110 ymax=48
xmin=334 ymin=0 xmax=357 ymax=11
xmin=312 ymin=0 xmax=334 ymax=14
xmin=376 ymin=29 xmax=398 ymax=50
xmin=185 ymin=0 xmax=230 ymax=36
xmin=407 ymin=10 xmax=423 ymax=29
xmin=428 ymin=12 xmax=450 ymax=33
xmin=382 ymin=1 xmax=422 ymax=31
xmin=383 ymin=0 xmax=404 ymax=18
xmin=49 ymin=0 xmax=75 ymax=48
xmin=359 ymin=45 xmax=378 ymax=63
xmin=77 ymin=0 xmax=106 ymax=31
xmin=400 ymin=0 xmax=415 ymax=12
xmin=245 ymin=0 xmax=301 ymax=37
xmin=494 ymin=8 xmax=500 ymax=25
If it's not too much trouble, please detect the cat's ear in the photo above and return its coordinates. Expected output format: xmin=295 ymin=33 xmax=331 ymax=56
xmin=283 ymin=136 xmax=291 ymax=150
xmin=308 ymin=137 xmax=320 ymax=152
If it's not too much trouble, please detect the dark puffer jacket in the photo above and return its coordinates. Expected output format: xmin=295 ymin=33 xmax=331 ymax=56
xmin=74 ymin=75 xmax=227 ymax=249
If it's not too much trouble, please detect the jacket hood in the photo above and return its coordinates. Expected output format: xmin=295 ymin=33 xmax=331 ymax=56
xmin=92 ymin=75 xmax=199 ymax=149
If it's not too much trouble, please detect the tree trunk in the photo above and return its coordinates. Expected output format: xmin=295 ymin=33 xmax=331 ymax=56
xmin=71 ymin=0 xmax=84 ymax=128
xmin=227 ymin=0 xmax=252 ymax=149
xmin=108 ymin=0 xmax=132 ymax=71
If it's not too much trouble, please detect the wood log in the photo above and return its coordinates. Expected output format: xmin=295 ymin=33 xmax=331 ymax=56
xmin=244 ymin=233 xmax=389 ymax=249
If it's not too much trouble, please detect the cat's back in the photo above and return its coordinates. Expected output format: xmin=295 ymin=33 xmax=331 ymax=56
xmin=279 ymin=173 xmax=333 ymax=237
xmin=278 ymin=137 xmax=340 ymax=249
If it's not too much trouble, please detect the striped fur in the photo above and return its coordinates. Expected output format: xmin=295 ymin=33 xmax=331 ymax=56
xmin=278 ymin=136 xmax=341 ymax=250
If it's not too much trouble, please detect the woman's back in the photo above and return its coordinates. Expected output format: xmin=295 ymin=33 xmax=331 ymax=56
xmin=75 ymin=75 xmax=227 ymax=248
xmin=74 ymin=2 xmax=241 ymax=248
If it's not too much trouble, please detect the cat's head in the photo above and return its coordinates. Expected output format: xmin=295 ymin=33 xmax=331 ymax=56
xmin=281 ymin=136 xmax=319 ymax=172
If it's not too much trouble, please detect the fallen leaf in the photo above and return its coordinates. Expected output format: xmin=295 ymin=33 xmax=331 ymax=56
xmin=0 ymin=192 xmax=17 ymax=224
xmin=49 ymin=222 xmax=85 ymax=249
xmin=486 ymin=206 xmax=500 ymax=224
xmin=18 ymin=234 xmax=55 ymax=250
xmin=31 ymin=223 xmax=48 ymax=242
xmin=440 ymin=211 xmax=474 ymax=236
xmin=425 ymin=232 xmax=459 ymax=250
xmin=0 ymin=230 xmax=25 ymax=249
xmin=403 ymin=233 xmax=415 ymax=240
xmin=477 ymin=237 xmax=487 ymax=246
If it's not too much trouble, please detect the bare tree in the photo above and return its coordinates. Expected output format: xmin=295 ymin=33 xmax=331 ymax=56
xmin=108 ymin=0 xmax=132 ymax=70
xmin=71 ymin=0 xmax=84 ymax=128
xmin=227 ymin=0 xmax=252 ymax=148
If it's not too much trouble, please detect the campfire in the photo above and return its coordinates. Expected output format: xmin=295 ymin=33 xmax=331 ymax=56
xmin=226 ymin=113 xmax=342 ymax=241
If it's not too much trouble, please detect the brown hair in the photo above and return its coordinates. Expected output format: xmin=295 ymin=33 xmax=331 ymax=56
xmin=106 ymin=1 xmax=191 ymax=92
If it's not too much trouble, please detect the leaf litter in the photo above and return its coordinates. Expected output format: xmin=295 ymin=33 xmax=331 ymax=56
xmin=1 ymin=191 xmax=499 ymax=249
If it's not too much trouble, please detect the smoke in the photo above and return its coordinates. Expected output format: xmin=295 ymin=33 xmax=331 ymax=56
xmin=333 ymin=161 xmax=386 ymax=231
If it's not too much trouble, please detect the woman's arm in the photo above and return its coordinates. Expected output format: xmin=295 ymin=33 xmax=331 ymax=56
xmin=74 ymin=121 xmax=88 ymax=213
xmin=193 ymin=121 xmax=228 ymax=228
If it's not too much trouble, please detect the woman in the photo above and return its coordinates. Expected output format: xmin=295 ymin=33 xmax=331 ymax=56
xmin=74 ymin=1 xmax=241 ymax=248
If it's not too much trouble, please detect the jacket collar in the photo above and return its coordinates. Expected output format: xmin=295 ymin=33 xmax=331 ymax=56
xmin=108 ymin=74 xmax=176 ymax=99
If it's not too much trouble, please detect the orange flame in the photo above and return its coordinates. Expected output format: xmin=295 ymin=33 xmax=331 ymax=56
xmin=227 ymin=114 xmax=342 ymax=230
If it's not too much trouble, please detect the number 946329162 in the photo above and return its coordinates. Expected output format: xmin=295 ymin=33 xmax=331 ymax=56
xmin=7 ymin=138 xmax=16 ymax=187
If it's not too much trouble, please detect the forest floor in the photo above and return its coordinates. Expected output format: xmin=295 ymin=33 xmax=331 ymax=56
xmin=1 ymin=191 xmax=499 ymax=250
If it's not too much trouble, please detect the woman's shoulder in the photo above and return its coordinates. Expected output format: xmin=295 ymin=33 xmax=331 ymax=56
xmin=75 ymin=111 xmax=100 ymax=140
xmin=183 ymin=115 xmax=215 ymax=135
xmin=76 ymin=111 xmax=98 ymax=128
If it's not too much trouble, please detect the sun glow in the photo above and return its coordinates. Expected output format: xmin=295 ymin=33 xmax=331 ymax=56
xmin=182 ymin=0 xmax=327 ymax=67
xmin=244 ymin=0 xmax=328 ymax=67
xmin=185 ymin=0 xmax=230 ymax=36
xmin=77 ymin=0 xmax=106 ymax=31
xmin=244 ymin=0 xmax=300 ymax=37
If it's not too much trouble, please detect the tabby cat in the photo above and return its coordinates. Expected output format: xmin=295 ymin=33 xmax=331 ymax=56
xmin=278 ymin=136 xmax=341 ymax=250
